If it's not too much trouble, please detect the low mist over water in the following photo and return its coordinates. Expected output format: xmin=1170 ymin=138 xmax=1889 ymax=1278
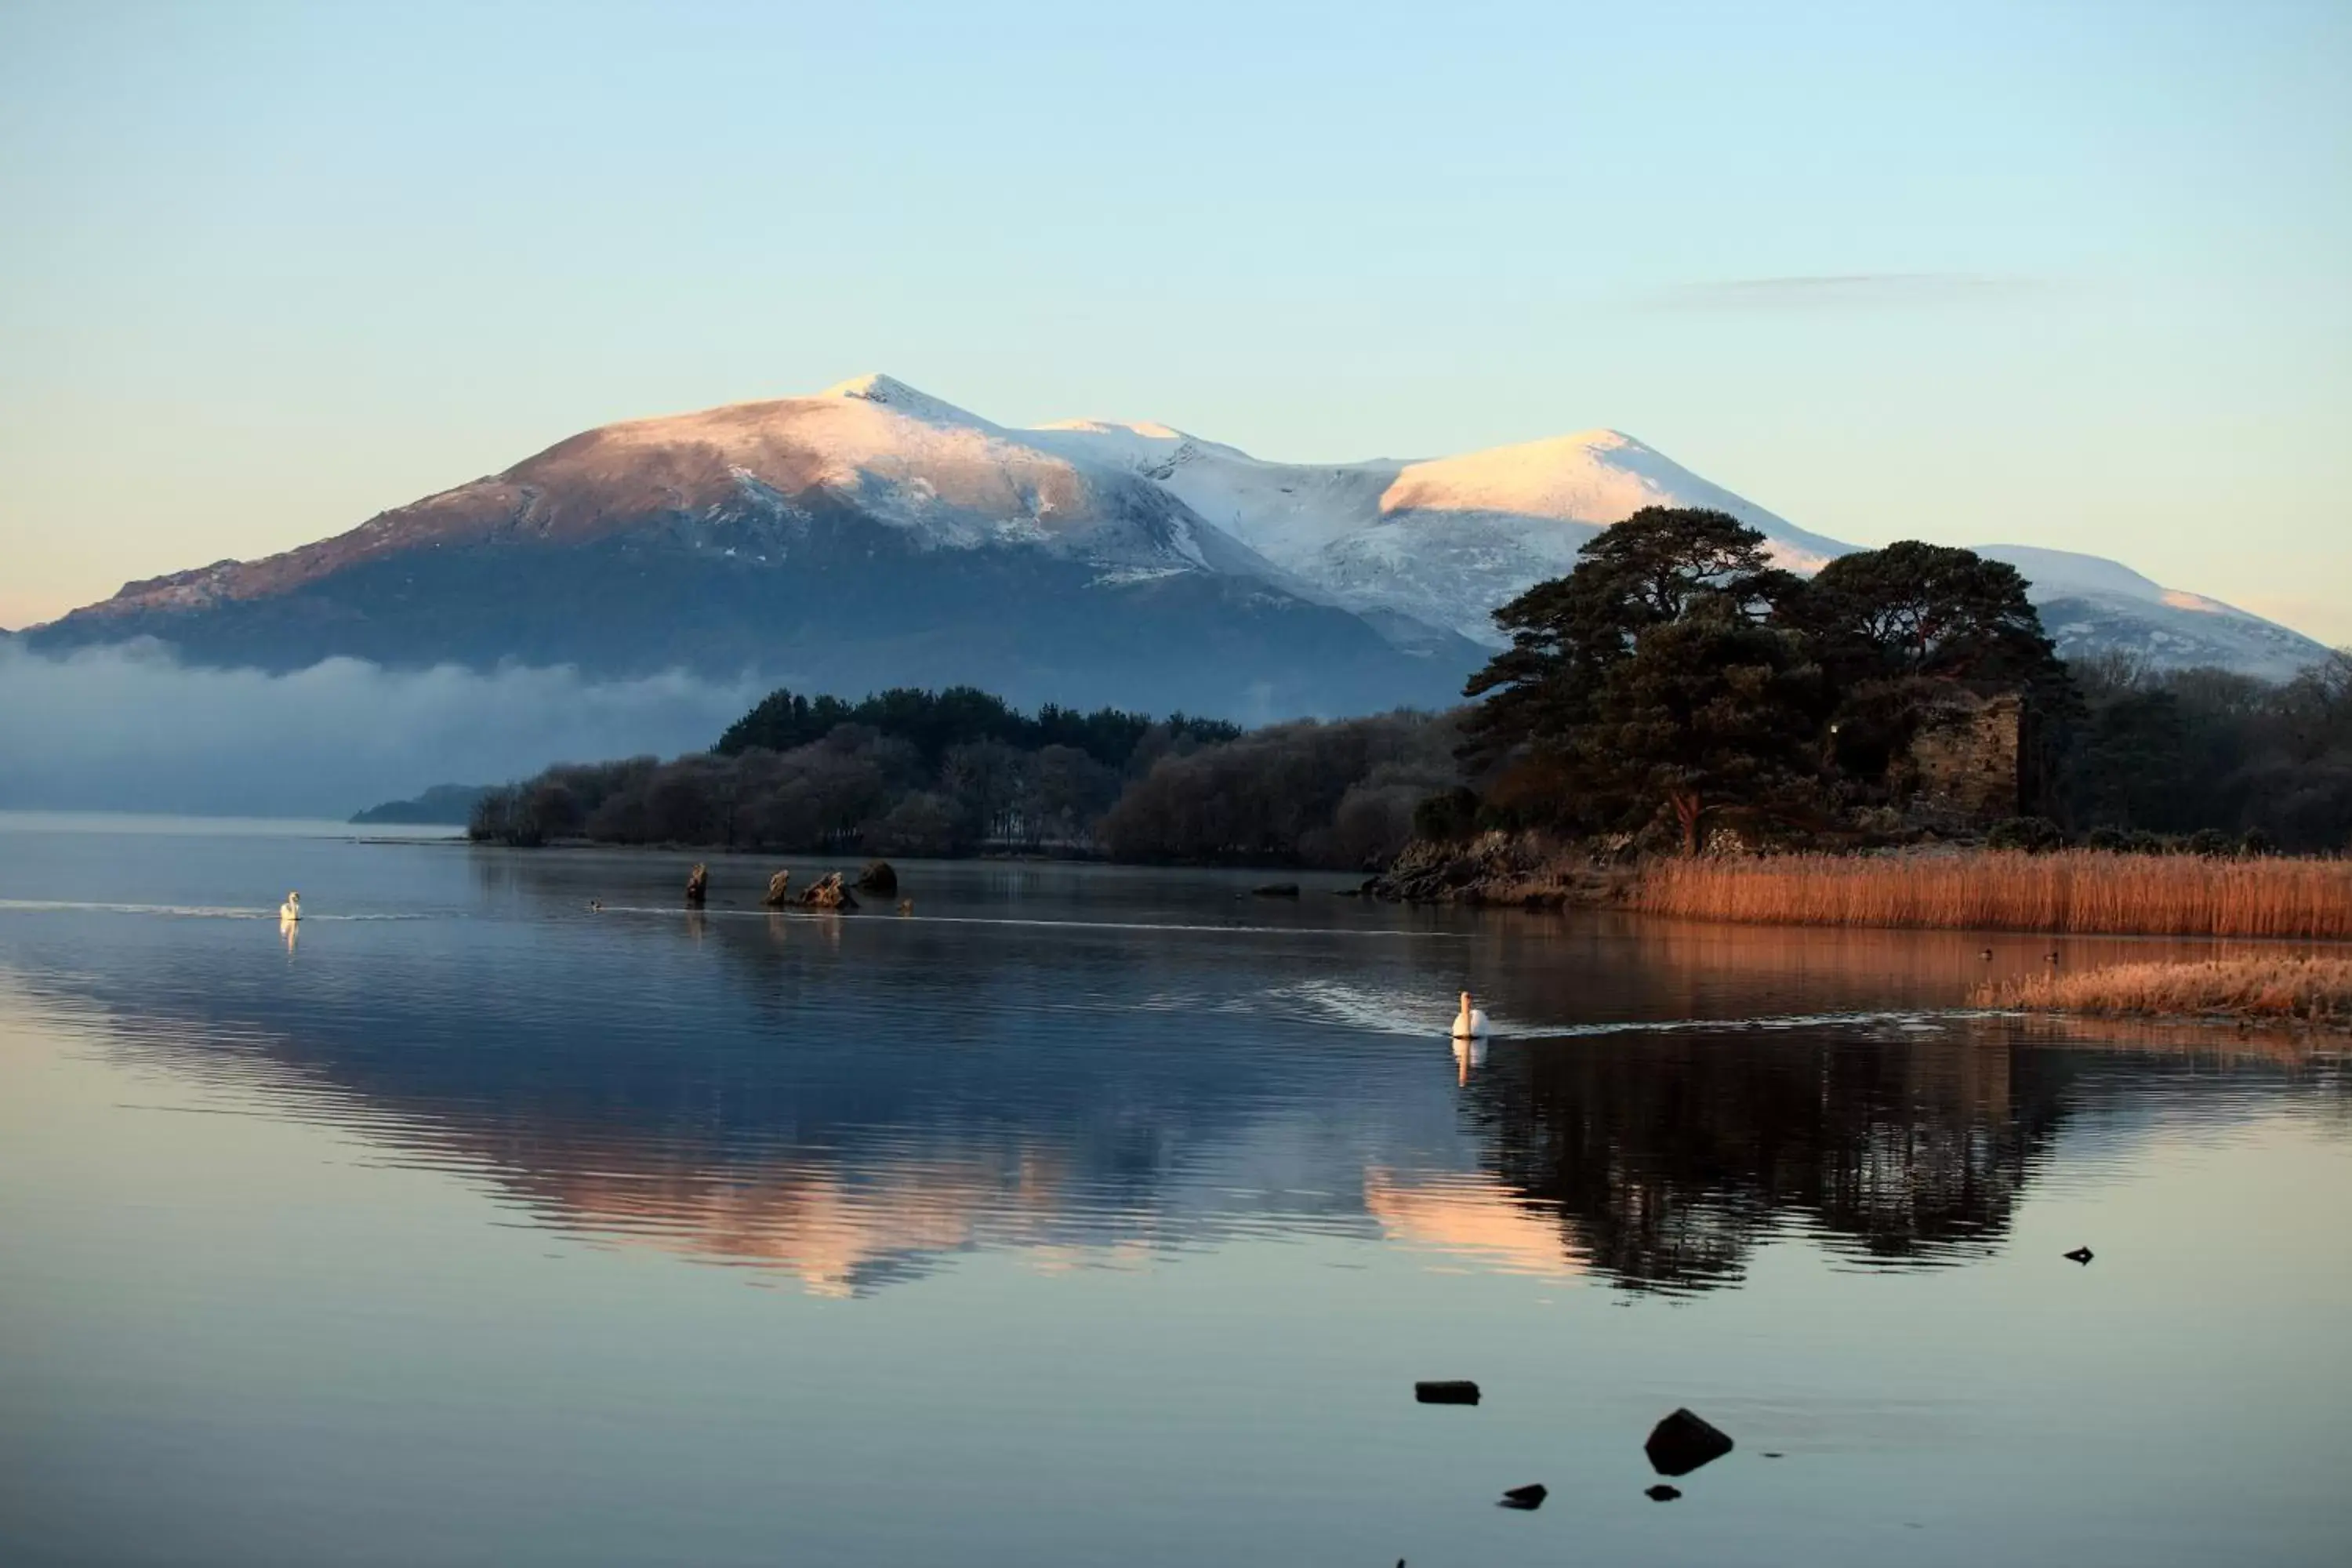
xmin=0 ymin=644 xmax=764 ymax=816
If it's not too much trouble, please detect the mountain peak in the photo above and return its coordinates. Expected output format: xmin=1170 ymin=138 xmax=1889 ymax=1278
xmin=815 ymin=373 xmax=991 ymax=430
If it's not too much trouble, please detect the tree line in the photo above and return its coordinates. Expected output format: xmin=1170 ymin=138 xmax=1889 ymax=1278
xmin=470 ymin=686 xmax=1274 ymax=858
xmin=2062 ymin=650 xmax=2351 ymax=850
xmin=470 ymin=515 xmax=2350 ymax=862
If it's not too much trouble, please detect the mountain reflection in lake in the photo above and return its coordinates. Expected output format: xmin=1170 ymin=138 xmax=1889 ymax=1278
xmin=2 ymin=820 xmax=2347 ymax=1567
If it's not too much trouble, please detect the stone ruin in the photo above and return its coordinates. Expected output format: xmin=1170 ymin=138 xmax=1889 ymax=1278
xmin=1904 ymin=689 xmax=2025 ymax=820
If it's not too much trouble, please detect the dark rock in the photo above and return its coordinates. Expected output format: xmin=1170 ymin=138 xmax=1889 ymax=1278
xmin=2064 ymin=1246 xmax=2094 ymax=1265
xmin=1414 ymin=1380 xmax=1479 ymax=1406
xmin=1251 ymin=883 xmax=1301 ymax=898
xmin=1646 ymin=1484 xmax=1682 ymax=1502
xmin=1366 ymin=829 xmax=1615 ymax=908
xmin=856 ymin=860 xmax=898 ymax=895
xmin=684 ymin=863 xmax=708 ymax=907
xmin=1497 ymin=1484 xmax=1547 ymax=1510
xmin=1762 ymin=1452 xmax=1784 ymax=1459
xmin=1645 ymin=1408 xmax=1734 ymax=1476
xmin=799 ymin=872 xmax=859 ymax=911
xmin=762 ymin=870 xmax=793 ymax=908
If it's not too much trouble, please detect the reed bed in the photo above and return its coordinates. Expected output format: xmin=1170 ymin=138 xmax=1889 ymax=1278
xmin=1974 ymin=956 xmax=2352 ymax=1022
xmin=1632 ymin=851 xmax=2352 ymax=939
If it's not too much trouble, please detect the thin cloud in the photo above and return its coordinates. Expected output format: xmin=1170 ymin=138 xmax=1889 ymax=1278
xmin=1646 ymin=272 xmax=2052 ymax=311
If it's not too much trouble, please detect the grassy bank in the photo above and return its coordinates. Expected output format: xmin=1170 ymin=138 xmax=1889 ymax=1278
xmin=1976 ymin=956 xmax=2352 ymax=1023
xmin=1632 ymin=851 xmax=2352 ymax=939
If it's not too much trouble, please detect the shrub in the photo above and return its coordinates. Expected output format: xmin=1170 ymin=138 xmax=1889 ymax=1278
xmin=1986 ymin=815 xmax=2064 ymax=853
xmin=1413 ymin=786 xmax=1482 ymax=844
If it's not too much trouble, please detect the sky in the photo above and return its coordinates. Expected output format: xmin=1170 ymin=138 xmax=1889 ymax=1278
xmin=2 ymin=0 xmax=2347 ymax=643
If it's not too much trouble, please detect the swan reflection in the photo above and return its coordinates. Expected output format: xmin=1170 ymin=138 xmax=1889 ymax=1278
xmin=1451 ymin=1030 xmax=1486 ymax=1085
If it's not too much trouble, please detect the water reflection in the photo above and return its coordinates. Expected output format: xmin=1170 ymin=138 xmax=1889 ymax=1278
xmin=2 ymin=844 xmax=2341 ymax=1301
xmin=1451 ymin=1030 xmax=1486 ymax=1086
xmin=1465 ymin=1025 xmax=2055 ymax=1291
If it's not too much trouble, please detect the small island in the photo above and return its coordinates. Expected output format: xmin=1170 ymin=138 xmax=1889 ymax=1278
xmin=1979 ymin=956 xmax=2350 ymax=1026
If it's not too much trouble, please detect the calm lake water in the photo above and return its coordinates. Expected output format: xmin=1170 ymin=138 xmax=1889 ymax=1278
xmin=2 ymin=815 xmax=2347 ymax=1566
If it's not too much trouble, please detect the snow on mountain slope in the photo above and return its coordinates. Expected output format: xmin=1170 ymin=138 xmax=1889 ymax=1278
xmin=67 ymin=374 xmax=1314 ymax=625
xmin=1034 ymin=422 xmax=1848 ymax=646
xmin=1033 ymin=412 xmax=2330 ymax=677
xmin=1969 ymin=544 xmax=2330 ymax=681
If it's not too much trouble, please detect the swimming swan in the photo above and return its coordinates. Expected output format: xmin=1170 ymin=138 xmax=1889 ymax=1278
xmin=279 ymin=891 xmax=302 ymax=922
xmin=1451 ymin=990 xmax=1489 ymax=1040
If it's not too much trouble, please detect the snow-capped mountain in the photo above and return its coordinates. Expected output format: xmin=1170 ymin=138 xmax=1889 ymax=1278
xmin=1025 ymin=421 xmax=1854 ymax=650
xmin=29 ymin=376 xmax=1486 ymax=719
xmin=1032 ymin=416 xmax=2329 ymax=681
xmin=31 ymin=374 xmax=2332 ymax=710
xmin=1962 ymin=546 xmax=2328 ymax=681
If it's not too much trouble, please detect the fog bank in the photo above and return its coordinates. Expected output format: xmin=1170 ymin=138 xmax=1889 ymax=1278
xmin=0 ymin=644 xmax=767 ymax=818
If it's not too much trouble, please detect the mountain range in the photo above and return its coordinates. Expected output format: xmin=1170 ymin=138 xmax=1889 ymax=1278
xmin=27 ymin=373 xmax=2332 ymax=717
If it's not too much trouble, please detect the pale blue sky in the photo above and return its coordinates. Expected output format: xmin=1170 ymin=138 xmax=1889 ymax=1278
xmin=3 ymin=0 xmax=2347 ymax=641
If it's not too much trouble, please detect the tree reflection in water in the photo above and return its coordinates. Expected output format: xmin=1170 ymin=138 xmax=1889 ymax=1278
xmin=1462 ymin=1025 xmax=2070 ymax=1292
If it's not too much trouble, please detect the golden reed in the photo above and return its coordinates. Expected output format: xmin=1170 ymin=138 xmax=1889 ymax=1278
xmin=1975 ymin=955 xmax=2352 ymax=1022
xmin=1632 ymin=851 xmax=2352 ymax=940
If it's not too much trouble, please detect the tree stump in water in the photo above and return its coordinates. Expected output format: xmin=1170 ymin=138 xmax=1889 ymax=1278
xmin=684 ymin=863 xmax=709 ymax=907
xmin=799 ymin=872 xmax=858 ymax=911
xmin=763 ymin=870 xmax=793 ymax=908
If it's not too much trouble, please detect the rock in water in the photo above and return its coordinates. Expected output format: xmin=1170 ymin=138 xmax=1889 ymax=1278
xmin=799 ymin=872 xmax=859 ymax=911
xmin=1414 ymin=1380 xmax=1480 ymax=1405
xmin=1646 ymin=1484 xmax=1682 ymax=1502
xmin=763 ymin=870 xmax=793 ymax=908
xmin=1251 ymin=883 xmax=1301 ymax=898
xmin=856 ymin=860 xmax=898 ymax=895
xmin=1498 ymin=1484 xmax=1547 ymax=1510
xmin=2064 ymin=1246 xmax=2094 ymax=1265
xmin=684 ymin=863 xmax=709 ymax=907
xmin=1645 ymin=1408 xmax=1734 ymax=1476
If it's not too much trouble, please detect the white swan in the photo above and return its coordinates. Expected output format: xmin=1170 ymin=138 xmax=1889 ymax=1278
xmin=1451 ymin=990 xmax=1489 ymax=1040
xmin=279 ymin=891 xmax=302 ymax=922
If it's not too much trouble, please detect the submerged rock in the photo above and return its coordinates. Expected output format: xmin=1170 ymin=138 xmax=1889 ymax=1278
xmin=1414 ymin=1380 xmax=1479 ymax=1406
xmin=1251 ymin=883 xmax=1301 ymax=898
xmin=856 ymin=860 xmax=898 ymax=895
xmin=1498 ymin=1484 xmax=1547 ymax=1510
xmin=762 ymin=870 xmax=793 ymax=908
xmin=2065 ymin=1246 xmax=2094 ymax=1265
xmin=1646 ymin=1484 xmax=1682 ymax=1502
xmin=1645 ymin=1408 xmax=1734 ymax=1476
xmin=684 ymin=863 xmax=708 ymax=907
xmin=800 ymin=872 xmax=858 ymax=911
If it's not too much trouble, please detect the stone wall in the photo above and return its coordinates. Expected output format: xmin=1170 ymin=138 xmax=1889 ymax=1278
xmin=1906 ymin=691 xmax=2024 ymax=819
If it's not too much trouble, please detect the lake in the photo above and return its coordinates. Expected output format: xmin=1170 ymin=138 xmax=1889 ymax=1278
xmin=1 ymin=815 xmax=2346 ymax=1566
